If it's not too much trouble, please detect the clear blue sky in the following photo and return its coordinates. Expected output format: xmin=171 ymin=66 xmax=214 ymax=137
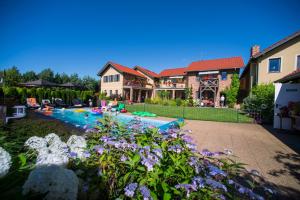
xmin=0 ymin=0 xmax=299 ymax=78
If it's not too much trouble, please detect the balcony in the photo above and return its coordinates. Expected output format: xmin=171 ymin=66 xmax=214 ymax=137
xmin=156 ymin=82 xmax=186 ymax=89
xmin=199 ymin=78 xmax=219 ymax=87
xmin=123 ymin=80 xmax=152 ymax=89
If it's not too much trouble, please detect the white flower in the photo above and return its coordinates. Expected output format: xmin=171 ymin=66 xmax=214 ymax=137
xmin=67 ymin=135 xmax=86 ymax=149
xmin=36 ymin=152 xmax=69 ymax=167
xmin=44 ymin=133 xmax=61 ymax=145
xmin=22 ymin=165 xmax=79 ymax=200
xmin=0 ymin=147 xmax=12 ymax=177
xmin=48 ymin=140 xmax=69 ymax=156
xmin=25 ymin=136 xmax=47 ymax=151
xmin=69 ymin=147 xmax=86 ymax=159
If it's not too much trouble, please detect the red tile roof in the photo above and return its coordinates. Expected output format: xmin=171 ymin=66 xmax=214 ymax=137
xmin=159 ymin=67 xmax=186 ymax=77
xmin=186 ymin=56 xmax=244 ymax=72
xmin=133 ymin=66 xmax=160 ymax=78
xmin=98 ymin=61 xmax=146 ymax=78
xmin=275 ymin=69 xmax=300 ymax=83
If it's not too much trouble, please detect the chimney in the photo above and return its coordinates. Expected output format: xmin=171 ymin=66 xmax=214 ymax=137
xmin=250 ymin=45 xmax=260 ymax=57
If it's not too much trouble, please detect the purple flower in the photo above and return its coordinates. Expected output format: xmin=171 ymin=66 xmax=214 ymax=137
xmin=192 ymin=176 xmax=205 ymax=189
xmin=69 ymin=151 xmax=77 ymax=158
xmin=168 ymin=144 xmax=183 ymax=153
xmin=208 ymin=165 xmax=227 ymax=177
xmin=152 ymin=148 xmax=163 ymax=158
xmin=120 ymin=155 xmax=128 ymax=162
xmin=200 ymin=149 xmax=215 ymax=157
xmin=124 ymin=183 xmax=138 ymax=198
xmin=139 ymin=185 xmax=152 ymax=200
xmin=83 ymin=151 xmax=91 ymax=158
xmin=175 ymin=184 xmax=197 ymax=198
xmin=186 ymin=143 xmax=197 ymax=151
xmin=94 ymin=145 xmax=105 ymax=155
xmin=82 ymin=183 xmax=89 ymax=192
xmin=205 ymin=179 xmax=227 ymax=192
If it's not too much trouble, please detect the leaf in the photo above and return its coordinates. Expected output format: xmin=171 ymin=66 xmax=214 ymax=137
xmin=150 ymin=191 xmax=158 ymax=200
xmin=161 ymin=181 xmax=169 ymax=192
xmin=163 ymin=193 xmax=171 ymax=200
xmin=132 ymin=153 xmax=140 ymax=164
xmin=18 ymin=153 xmax=27 ymax=167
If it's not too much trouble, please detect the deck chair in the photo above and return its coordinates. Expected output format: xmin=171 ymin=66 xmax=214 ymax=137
xmin=72 ymin=99 xmax=84 ymax=108
xmin=101 ymin=100 xmax=108 ymax=111
xmin=54 ymin=98 xmax=68 ymax=108
xmin=117 ymin=103 xmax=125 ymax=111
xmin=26 ymin=98 xmax=40 ymax=109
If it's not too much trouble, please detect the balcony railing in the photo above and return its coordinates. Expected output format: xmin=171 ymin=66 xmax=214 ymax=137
xmin=199 ymin=78 xmax=219 ymax=87
xmin=124 ymin=80 xmax=153 ymax=88
xmin=156 ymin=82 xmax=186 ymax=89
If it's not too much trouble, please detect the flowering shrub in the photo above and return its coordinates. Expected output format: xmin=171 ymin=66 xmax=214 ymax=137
xmin=22 ymin=165 xmax=79 ymax=200
xmin=69 ymin=116 xmax=269 ymax=200
xmin=0 ymin=147 xmax=12 ymax=177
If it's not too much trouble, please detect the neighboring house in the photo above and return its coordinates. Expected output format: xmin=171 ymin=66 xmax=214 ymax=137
xmin=185 ymin=57 xmax=244 ymax=106
xmin=240 ymin=30 xmax=300 ymax=97
xmin=98 ymin=61 xmax=151 ymax=102
xmin=156 ymin=67 xmax=187 ymax=99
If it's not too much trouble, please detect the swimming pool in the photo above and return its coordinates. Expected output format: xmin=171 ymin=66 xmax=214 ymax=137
xmin=47 ymin=108 xmax=169 ymax=129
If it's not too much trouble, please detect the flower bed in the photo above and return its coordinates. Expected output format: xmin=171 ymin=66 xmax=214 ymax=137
xmin=0 ymin=116 xmax=273 ymax=199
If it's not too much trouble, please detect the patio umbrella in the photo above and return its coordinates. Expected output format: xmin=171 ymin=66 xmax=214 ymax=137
xmin=19 ymin=79 xmax=58 ymax=87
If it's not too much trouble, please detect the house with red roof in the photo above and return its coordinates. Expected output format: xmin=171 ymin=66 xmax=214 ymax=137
xmin=185 ymin=57 xmax=244 ymax=106
xmin=98 ymin=56 xmax=244 ymax=106
xmin=156 ymin=67 xmax=187 ymax=99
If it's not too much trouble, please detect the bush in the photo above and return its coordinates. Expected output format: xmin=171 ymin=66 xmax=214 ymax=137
xmin=243 ymin=83 xmax=275 ymax=123
xmin=175 ymin=98 xmax=182 ymax=106
xmin=144 ymin=98 xmax=152 ymax=104
xmin=224 ymin=73 xmax=239 ymax=108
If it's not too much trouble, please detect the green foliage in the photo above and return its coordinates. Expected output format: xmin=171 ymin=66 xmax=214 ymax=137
xmin=1 ymin=67 xmax=22 ymax=86
xmin=224 ymin=73 xmax=240 ymax=108
xmin=3 ymin=86 xmax=18 ymax=97
xmin=38 ymin=68 xmax=54 ymax=82
xmin=22 ymin=71 xmax=38 ymax=82
xmin=157 ymin=90 xmax=170 ymax=99
xmin=175 ymin=98 xmax=183 ymax=106
xmin=185 ymin=87 xmax=194 ymax=106
xmin=243 ymin=83 xmax=275 ymax=123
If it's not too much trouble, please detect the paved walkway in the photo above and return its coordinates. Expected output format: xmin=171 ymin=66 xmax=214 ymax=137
xmin=184 ymin=120 xmax=300 ymax=199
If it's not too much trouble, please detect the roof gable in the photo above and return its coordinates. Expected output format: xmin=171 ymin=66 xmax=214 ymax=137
xmin=186 ymin=56 xmax=244 ymax=72
xmin=159 ymin=67 xmax=186 ymax=77
xmin=133 ymin=66 xmax=160 ymax=78
xmin=98 ymin=61 xmax=146 ymax=78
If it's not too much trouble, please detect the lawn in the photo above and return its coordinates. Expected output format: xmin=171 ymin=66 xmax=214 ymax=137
xmin=125 ymin=104 xmax=252 ymax=123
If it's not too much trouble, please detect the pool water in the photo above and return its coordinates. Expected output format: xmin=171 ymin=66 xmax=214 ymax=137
xmin=49 ymin=108 xmax=168 ymax=129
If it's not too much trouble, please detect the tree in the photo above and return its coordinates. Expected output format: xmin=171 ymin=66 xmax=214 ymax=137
xmin=22 ymin=70 xmax=38 ymax=82
xmin=2 ymin=66 xmax=22 ymax=86
xmin=60 ymin=73 xmax=70 ymax=83
xmin=82 ymin=76 xmax=98 ymax=91
xmin=69 ymin=73 xmax=82 ymax=85
xmin=54 ymin=73 xmax=62 ymax=84
xmin=224 ymin=73 xmax=240 ymax=108
xmin=38 ymin=68 xmax=54 ymax=82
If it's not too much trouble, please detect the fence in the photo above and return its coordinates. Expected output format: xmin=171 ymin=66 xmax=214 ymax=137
xmin=125 ymin=103 xmax=252 ymax=123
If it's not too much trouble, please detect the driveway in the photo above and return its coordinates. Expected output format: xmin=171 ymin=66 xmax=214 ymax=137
xmin=184 ymin=120 xmax=300 ymax=199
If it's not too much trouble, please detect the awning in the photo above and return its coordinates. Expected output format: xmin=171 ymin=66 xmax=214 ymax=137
xmin=198 ymin=71 xmax=219 ymax=75
xmin=169 ymin=76 xmax=184 ymax=79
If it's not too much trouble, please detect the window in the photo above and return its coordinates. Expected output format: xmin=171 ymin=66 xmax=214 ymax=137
xmin=103 ymin=76 xmax=108 ymax=82
xmin=113 ymin=74 xmax=120 ymax=82
xmin=221 ymin=72 xmax=227 ymax=80
xmin=109 ymin=90 xmax=112 ymax=96
xmin=269 ymin=58 xmax=281 ymax=73
xmin=115 ymin=90 xmax=118 ymax=95
xmin=109 ymin=75 xmax=113 ymax=82
xmin=297 ymin=55 xmax=300 ymax=69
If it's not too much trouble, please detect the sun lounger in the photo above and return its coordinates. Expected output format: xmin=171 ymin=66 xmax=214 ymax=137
xmin=42 ymin=99 xmax=55 ymax=108
xmin=54 ymin=98 xmax=68 ymax=108
xmin=26 ymin=98 xmax=40 ymax=109
xmin=72 ymin=99 xmax=85 ymax=108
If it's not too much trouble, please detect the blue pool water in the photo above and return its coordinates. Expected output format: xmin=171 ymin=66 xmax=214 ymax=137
xmin=48 ymin=108 xmax=168 ymax=129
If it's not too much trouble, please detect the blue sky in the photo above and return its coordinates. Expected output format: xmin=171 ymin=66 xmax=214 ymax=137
xmin=0 ymin=0 xmax=299 ymax=78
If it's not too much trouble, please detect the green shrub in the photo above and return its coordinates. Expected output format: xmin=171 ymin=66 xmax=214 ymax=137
xmin=3 ymin=86 xmax=17 ymax=97
xmin=144 ymin=98 xmax=152 ymax=104
xmin=243 ymin=83 xmax=275 ymax=123
xmin=175 ymin=98 xmax=182 ymax=106
xmin=224 ymin=73 xmax=239 ymax=108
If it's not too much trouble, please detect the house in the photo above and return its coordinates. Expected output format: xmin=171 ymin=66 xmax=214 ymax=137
xmin=155 ymin=67 xmax=187 ymax=99
xmin=98 ymin=56 xmax=244 ymax=107
xmin=185 ymin=57 xmax=244 ymax=106
xmin=97 ymin=61 xmax=152 ymax=102
xmin=240 ymin=30 xmax=300 ymax=97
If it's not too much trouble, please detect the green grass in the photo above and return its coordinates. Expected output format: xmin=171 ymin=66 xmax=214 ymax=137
xmin=125 ymin=104 xmax=252 ymax=123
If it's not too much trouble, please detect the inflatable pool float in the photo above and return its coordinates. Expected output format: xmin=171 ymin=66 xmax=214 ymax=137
xmin=132 ymin=111 xmax=157 ymax=117
xmin=91 ymin=108 xmax=102 ymax=115
xmin=74 ymin=109 xmax=86 ymax=113
xmin=120 ymin=109 xmax=127 ymax=113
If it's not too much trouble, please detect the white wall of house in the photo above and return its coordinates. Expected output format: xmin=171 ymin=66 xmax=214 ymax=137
xmin=100 ymin=67 xmax=124 ymax=97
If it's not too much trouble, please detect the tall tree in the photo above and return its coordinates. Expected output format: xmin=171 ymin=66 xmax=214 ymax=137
xmin=38 ymin=68 xmax=54 ymax=82
xmin=2 ymin=66 xmax=22 ymax=86
xmin=22 ymin=70 xmax=38 ymax=82
xmin=69 ymin=73 xmax=81 ymax=85
xmin=82 ymin=76 xmax=98 ymax=91
xmin=60 ymin=73 xmax=70 ymax=83
xmin=54 ymin=73 xmax=62 ymax=84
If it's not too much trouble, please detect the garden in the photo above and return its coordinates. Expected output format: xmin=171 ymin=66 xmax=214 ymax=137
xmin=0 ymin=113 xmax=274 ymax=200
